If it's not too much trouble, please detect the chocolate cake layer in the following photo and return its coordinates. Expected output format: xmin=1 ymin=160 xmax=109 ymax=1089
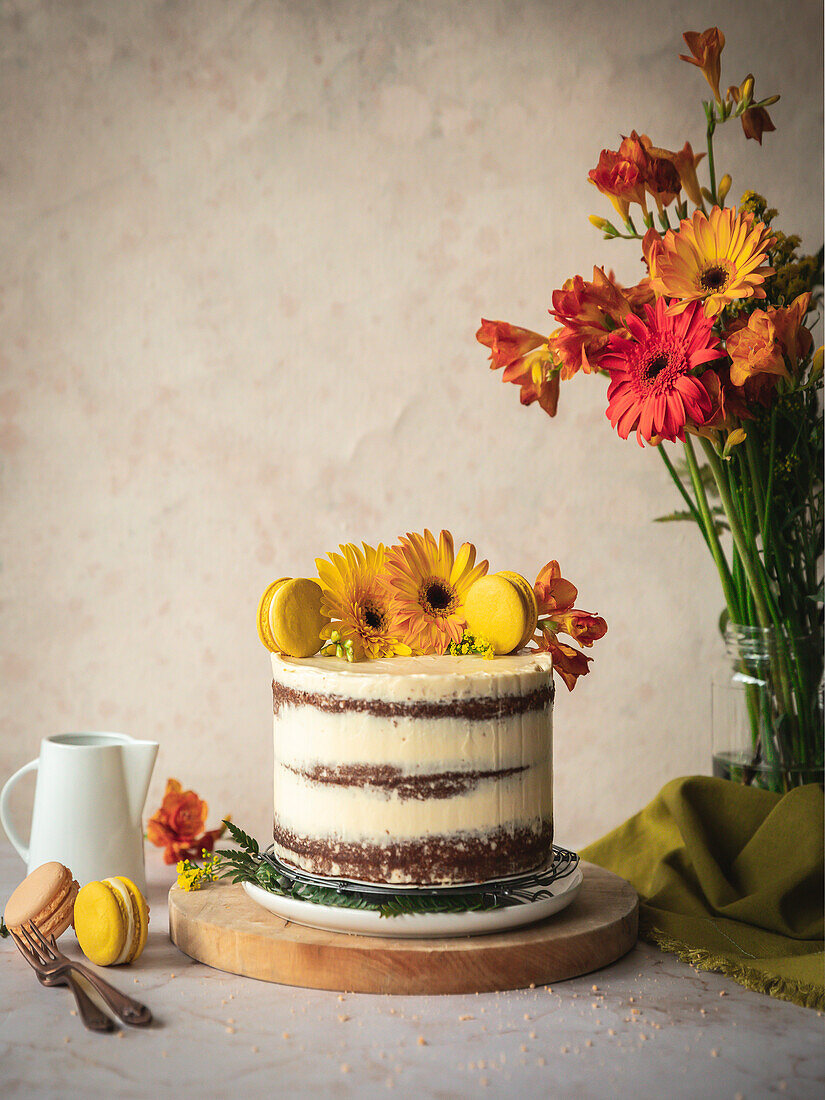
xmin=272 ymin=679 xmax=554 ymax=720
xmin=273 ymin=820 xmax=554 ymax=885
xmin=282 ymin=762 xmax=529 ymax=800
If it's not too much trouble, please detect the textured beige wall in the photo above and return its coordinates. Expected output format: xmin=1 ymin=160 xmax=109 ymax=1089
xmin=1 ymin=1 xmax=822 ymax=851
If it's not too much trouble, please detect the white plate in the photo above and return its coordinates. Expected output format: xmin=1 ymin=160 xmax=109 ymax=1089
xmin=243 ymin=865 xmax=582 ymax=939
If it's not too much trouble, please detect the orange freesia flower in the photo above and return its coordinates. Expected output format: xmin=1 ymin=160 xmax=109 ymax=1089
xmin=640 ymin=228 xmax=664 ymax=284
xmin=682 ymin=367 xmax=751 ymax=440
xmin=632 ymin=133 xmax=681 ymax=213
xmin=533 ymin=560 xmax=578 ymax=618
xmin=147 ymin=778 xmax=227 ymax=865
xmin=590 ymin=133 xmax=693 ymax=219
xmin=476 ymin=319 xmax=561 ymax=416
xmin=385 ymin=530 xmax=488 ymax=654
xmin=534 ymin=629 xmax=593 ymax=692
xmin=726 ymin=310 xmax=787 ymax=388
xmin=649 ymin=206 xmax=775 ymax=317
xmin=727 ymin=76 xmax=776 ymax=145
xmin=476 ymin=319 xmax=545 ymax=372
xmin=549 ymin=267 xmax=634 ymax=378
xmin=643 ymin=139 xmax=705 ymax=208
xmin=588 ymin=141 xmax=649 ymax=220
xmin=530 ymin=561 xmax=607 ymax=691
xmin=680 ymin=27 xmax=726 ymax=103
xmin=555 ymin=609 xmax=609 ymax=648
xmin=768 ymin=292 xmax=813 ymax=370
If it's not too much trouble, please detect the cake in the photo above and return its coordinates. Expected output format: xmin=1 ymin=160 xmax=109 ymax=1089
xmin=271 ymin=650 xmax=554 ymax=885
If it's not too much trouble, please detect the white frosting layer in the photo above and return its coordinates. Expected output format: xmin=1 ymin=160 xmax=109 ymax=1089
xmin=271 ymin=650 xmax=553 ymax=702
xmin=274 ymin=706 xmax=552 ymax=771
xmin=274 ymin=760 xmax=551 ymax=840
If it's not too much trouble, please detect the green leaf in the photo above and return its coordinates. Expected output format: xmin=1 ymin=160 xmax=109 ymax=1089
xmin=654 ymin=509 xmax=727 ymax=534
xmin=223 ymin=820 xmax=259 ymax=856
xmin=214 ymin=823 xmax=519 ymax=918
xmin=654 ymin=510 xmax=701 ymax=524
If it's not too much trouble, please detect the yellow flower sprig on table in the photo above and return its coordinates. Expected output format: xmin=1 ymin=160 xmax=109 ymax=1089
xmin=176 ymin=851 xmax=221 ymax=892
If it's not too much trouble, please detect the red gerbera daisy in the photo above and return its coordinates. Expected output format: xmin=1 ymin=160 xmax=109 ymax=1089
xmin=601 ymin=298 xmax=724 ymax=446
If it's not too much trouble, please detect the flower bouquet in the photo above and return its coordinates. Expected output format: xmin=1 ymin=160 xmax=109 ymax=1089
xmin=478 ymin=27 xmax=823 ymax=791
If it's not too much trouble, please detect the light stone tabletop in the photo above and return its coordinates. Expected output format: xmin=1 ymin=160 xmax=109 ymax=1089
xmin=1 ymin=840 xmax=823 ymax=1099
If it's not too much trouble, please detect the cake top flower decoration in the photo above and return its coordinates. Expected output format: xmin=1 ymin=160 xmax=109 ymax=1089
xmin=316 ymin=542 xmax=411 ymax=661
xmin=258 ymin=531 xmax=606 ymax=690
xmin=384 ymin=530 xmax=488 ymax=655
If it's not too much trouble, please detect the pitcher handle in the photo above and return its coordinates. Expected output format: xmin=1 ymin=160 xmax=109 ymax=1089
xmin=0 ymin=759 xmax=38 ymax=863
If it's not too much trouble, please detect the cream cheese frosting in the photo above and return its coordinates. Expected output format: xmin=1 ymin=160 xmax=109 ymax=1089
xmin=271 ymin=650 xmax=554 ymax=702
xmin=270 ymin=651 xmax=554 ymax=885
xmin=104 ymin=877 xmax=136 ymax=965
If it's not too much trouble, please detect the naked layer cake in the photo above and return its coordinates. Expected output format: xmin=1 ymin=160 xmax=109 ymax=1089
xmin=271 ymin=650 xmax=554 ymax=885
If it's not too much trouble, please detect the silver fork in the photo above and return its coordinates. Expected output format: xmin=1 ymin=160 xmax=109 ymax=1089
xmin=15 ymin=922 xmax=152 ymax=1027
xmin=11 ymin=927 xmax=114 ymax=1032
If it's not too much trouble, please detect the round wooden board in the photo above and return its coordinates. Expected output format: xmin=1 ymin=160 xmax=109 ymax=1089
xmin=168 ymin=863 xmax=638 ymax=995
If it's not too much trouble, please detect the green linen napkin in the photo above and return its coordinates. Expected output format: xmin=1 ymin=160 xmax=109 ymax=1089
xmin=581 ymin=775 xmax=824 ymax=1009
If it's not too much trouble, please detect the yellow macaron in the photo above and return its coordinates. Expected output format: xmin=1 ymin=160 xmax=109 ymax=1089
xmin=464 ymin=573 xmax=529 ymax=655
xmin=73 ymin=876 xmax=149 ymax=967
xmin=257 ymin=577 xmax=290 ymax=650
xmin=257 ymin=577 xmax=329 ymax=658
xmin=498 ymin=571 xmax=539 ymax=650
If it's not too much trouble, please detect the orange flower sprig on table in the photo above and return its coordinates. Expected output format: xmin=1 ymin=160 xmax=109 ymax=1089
xmin=147 ymin=779 xmax=228 ymax=865
xmin=530 ymin=562 xmax=608 ymax=691
xmin=477 ymin=24 xmax=823 ymax=787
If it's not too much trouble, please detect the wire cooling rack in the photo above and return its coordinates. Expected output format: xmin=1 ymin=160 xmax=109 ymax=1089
xmin=258 ymin=844 xmax=580 ymax=906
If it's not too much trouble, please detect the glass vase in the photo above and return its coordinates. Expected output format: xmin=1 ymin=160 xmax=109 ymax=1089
xmin=712 ymin=623 xmax=824 ymax=793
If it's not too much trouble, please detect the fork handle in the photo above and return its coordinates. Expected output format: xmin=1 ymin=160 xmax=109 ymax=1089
xmin=63 ymin=971 xmax=116 ymax=1032
xmin=64 ymin=962 xmax=153 ymax=1027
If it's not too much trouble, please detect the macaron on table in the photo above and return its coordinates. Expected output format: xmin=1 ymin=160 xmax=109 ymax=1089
xmin=3 ymin=861 xmax=79 ymax=938
xmin=74 ymin=877 xmax=150 ymax=967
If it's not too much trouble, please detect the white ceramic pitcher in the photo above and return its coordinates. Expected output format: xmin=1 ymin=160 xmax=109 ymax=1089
xmin=0 ymin=732 xmax=158 ymax=894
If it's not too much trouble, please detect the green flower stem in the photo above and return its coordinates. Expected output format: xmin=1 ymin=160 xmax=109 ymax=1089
xmin=744 ymin=429 xmax=767 ymax=547
xmin=682 ymin=436 xmax=739 ymax=620
xmin=701 ymin=436 xmax=799 ymax=760
xmin=743 ymin=432 xmax=810 ymax=758
xmin=700 ymin=437 xmax=771 ymax=627
xmin=704 ymin=104 xmax=718 ymax=206
xmin=657 ymin=446 xmax=710 ymax=548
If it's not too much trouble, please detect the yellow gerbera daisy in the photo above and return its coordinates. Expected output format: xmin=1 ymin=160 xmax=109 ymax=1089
xmin=315 ymin=542 xmax=411 ymax=660
xmin=649 ymin=206 xmax=775 ymax=317
xmin=385 ymin=530 xmax=488 ymax=654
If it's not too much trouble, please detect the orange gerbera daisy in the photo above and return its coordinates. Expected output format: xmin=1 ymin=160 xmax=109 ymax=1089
xmin=649 ymin=206 xmax=775 ymax=317
xmin=315 ymin=542 xmax=411 ymax=660
xmin=385 ymin=530 xmax=488 ymax=654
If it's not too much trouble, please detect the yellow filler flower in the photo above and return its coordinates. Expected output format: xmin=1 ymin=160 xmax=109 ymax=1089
xmin=315 ymin=542 xmax=411 ymax=660
xmin=649 ymin=206 xmax=775 ymax=317
xmin=385 ymin=530 xmax=488 ymax=654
